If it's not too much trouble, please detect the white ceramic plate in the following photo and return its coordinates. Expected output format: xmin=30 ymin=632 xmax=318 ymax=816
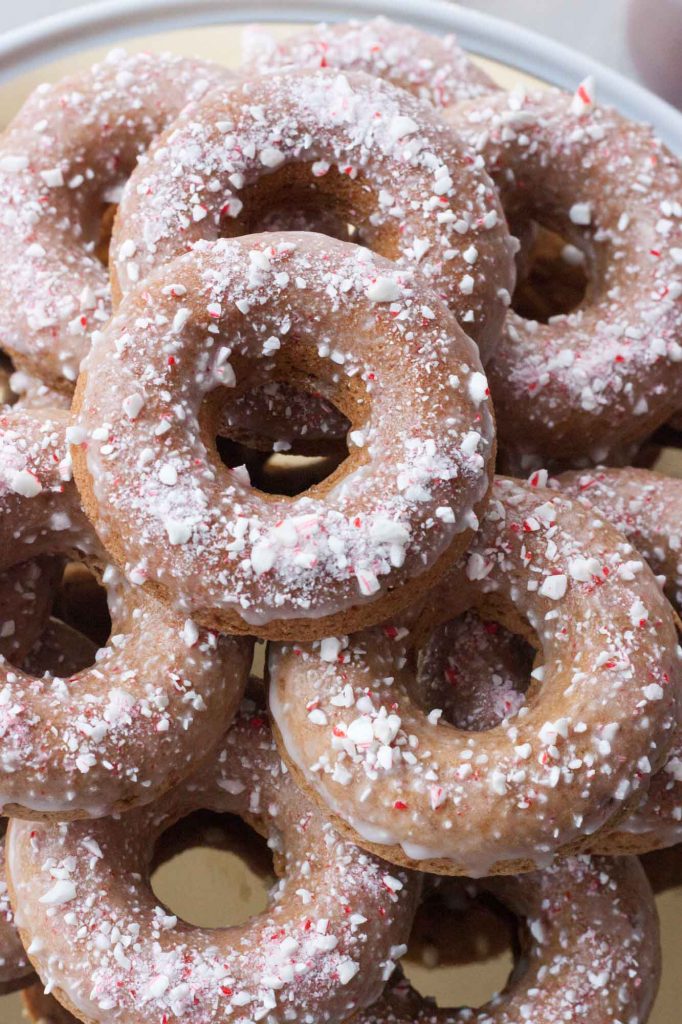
xmin=0 ymin=0 xmax=681 ymax=153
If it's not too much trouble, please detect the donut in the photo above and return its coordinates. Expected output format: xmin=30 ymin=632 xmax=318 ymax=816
xmin=446 ymin=83 xmax=682 ymax=467
xmin=241 ymin=17 xmax=498 ymax=108
xmin=357 ymin=855 xmax=660 ymax=1024
xmin=109 ymin=67 xmax=515 ymax=365
xmin=0 ymin=408 xmax=252 ymax=817
xmin=6 ymin=696 xmax=420 ymax=1024
xmin=268 ymin=475 xmax=681 ymax=874
xmin=19 ymin=807 xmax=275 ymax=1024
xmin=0 ymin=49 xmax=230 ymax=388
xmin=556 ymin=466 xmax=682 ymax=852
xmin=72 ymin=232 xmax=495 ymax=640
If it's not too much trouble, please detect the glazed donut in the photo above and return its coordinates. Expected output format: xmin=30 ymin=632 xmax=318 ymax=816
xmin=6 ymin=696 xmax=420 ymax=1024
xmin=391 ymin=472 xmax=682 ymax=860
xmin=556 ymin=466 xmax=682 ymax=853
xmin=0 ymin=408 xmax=251 ymax=817
xmin=109 ymin=67 xmax=515 ymax=365
xmin=447 ymin=84 xmax=682 ymax=466
xmin=357 ymin=855 xmax=660 ymax=1024
xmin=0 ymin=49 xmax=230 ymax=388
xmin=72 ymin=232 xmax=495 ymax=640
xmin=242 ymin=17 xmax=498 ymax=107
xmin=268 ymin=475 xmax=681 ymax=874
xmin=19 ymin=809 xmax=275 ymax=1024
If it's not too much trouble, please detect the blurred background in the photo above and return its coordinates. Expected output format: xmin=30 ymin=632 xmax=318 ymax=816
xmin=2 ymin=0 xmax=682 ymax=107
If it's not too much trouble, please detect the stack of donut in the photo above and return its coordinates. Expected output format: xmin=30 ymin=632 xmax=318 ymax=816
xmin=0 ymin=17 xmax=678 ymax=1024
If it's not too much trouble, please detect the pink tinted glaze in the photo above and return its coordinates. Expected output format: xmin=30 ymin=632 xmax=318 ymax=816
xmin=7 ymin=699 xmax=420 ymax=1024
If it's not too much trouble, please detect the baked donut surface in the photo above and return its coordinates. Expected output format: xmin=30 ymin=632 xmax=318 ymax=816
xmin=242 ymin=17 xmax=498 ymax=107
xmin=0 ymin=50 xmax=231 ymax=387
xmin=268 ymin=476 xmax=681 ymax=873
xmin=0 ymin=409 xmax=252 ymax=817
xmin=72 ymin=233 xmax=495 ymax=640
xmin=6 ymin=697 xmax=420 ymax=1024
xmin=110 ymin=67 xmax=515 ymax=364
xmin=447 ymin=85 xmax=682 ymax=466
xmin=356 ymin=855 xmax=660 ymax=1024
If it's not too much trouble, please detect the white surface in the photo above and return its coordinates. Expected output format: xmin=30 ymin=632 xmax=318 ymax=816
xmin=0 ymin=0 xmax=637 ymax=77
xmin=1 ymin=0 xmax=680 ymax=156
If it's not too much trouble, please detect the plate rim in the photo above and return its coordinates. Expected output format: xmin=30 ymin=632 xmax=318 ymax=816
xmin=0 ymin=0 xmax=680 ymax=154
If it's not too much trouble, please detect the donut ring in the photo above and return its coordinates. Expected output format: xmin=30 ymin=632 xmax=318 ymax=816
xmin=19 ymin=803 xmax=276 ymax=1024
xmin=242 ymin=17 xmax=498 ymax=108
xmin=268 ymin=475 xmax=681 ymax=874
xmin=0 ymin=50 xmax=230 ymax=388
xmin=0 ymin=408 xmax=251 ymax=818
xmin=447 ymin=85 xmax=682 ymax=466
xmin=357 ymin=855 xmax=660 ymax=1024
xmin=557 ymin=466 xmax=682 ymax=853
xmin=6 ymin=696 xmax=420 ymax=1024
xmin=73 ymin=233 xmax=495 ymax=640
xmin=381 ymin=473 xmax=682 ymax=860
xmin=109 ymin=67 xmax=515 ymax=365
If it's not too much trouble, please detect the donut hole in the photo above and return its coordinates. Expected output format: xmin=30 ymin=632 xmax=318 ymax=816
xmin=93 ymin=201 xmax=118 ymax=267
xmin=217 ymin=163 xmax=396 ymax=252
xmin=511 ymin=221 xmax=589 ymax=322
xmin=52 ymin=562 xmax=112 ymax=648
xmin=216 ymin=438 xmax=348 ymax=497
xmin=0 ymin=352 xmax=18 ymax=406
xmin=414 ymin=610 xmax=533 ymax=732
xmin=4 ymin=561 xmax=110 ymax=677
xmin=212 ymin=380 xmax=351 ymax=496
xmin=403 ymin=885 xmax=515 ymax=1007
xmin=151 ymin=811 xmax=275 ymax=929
